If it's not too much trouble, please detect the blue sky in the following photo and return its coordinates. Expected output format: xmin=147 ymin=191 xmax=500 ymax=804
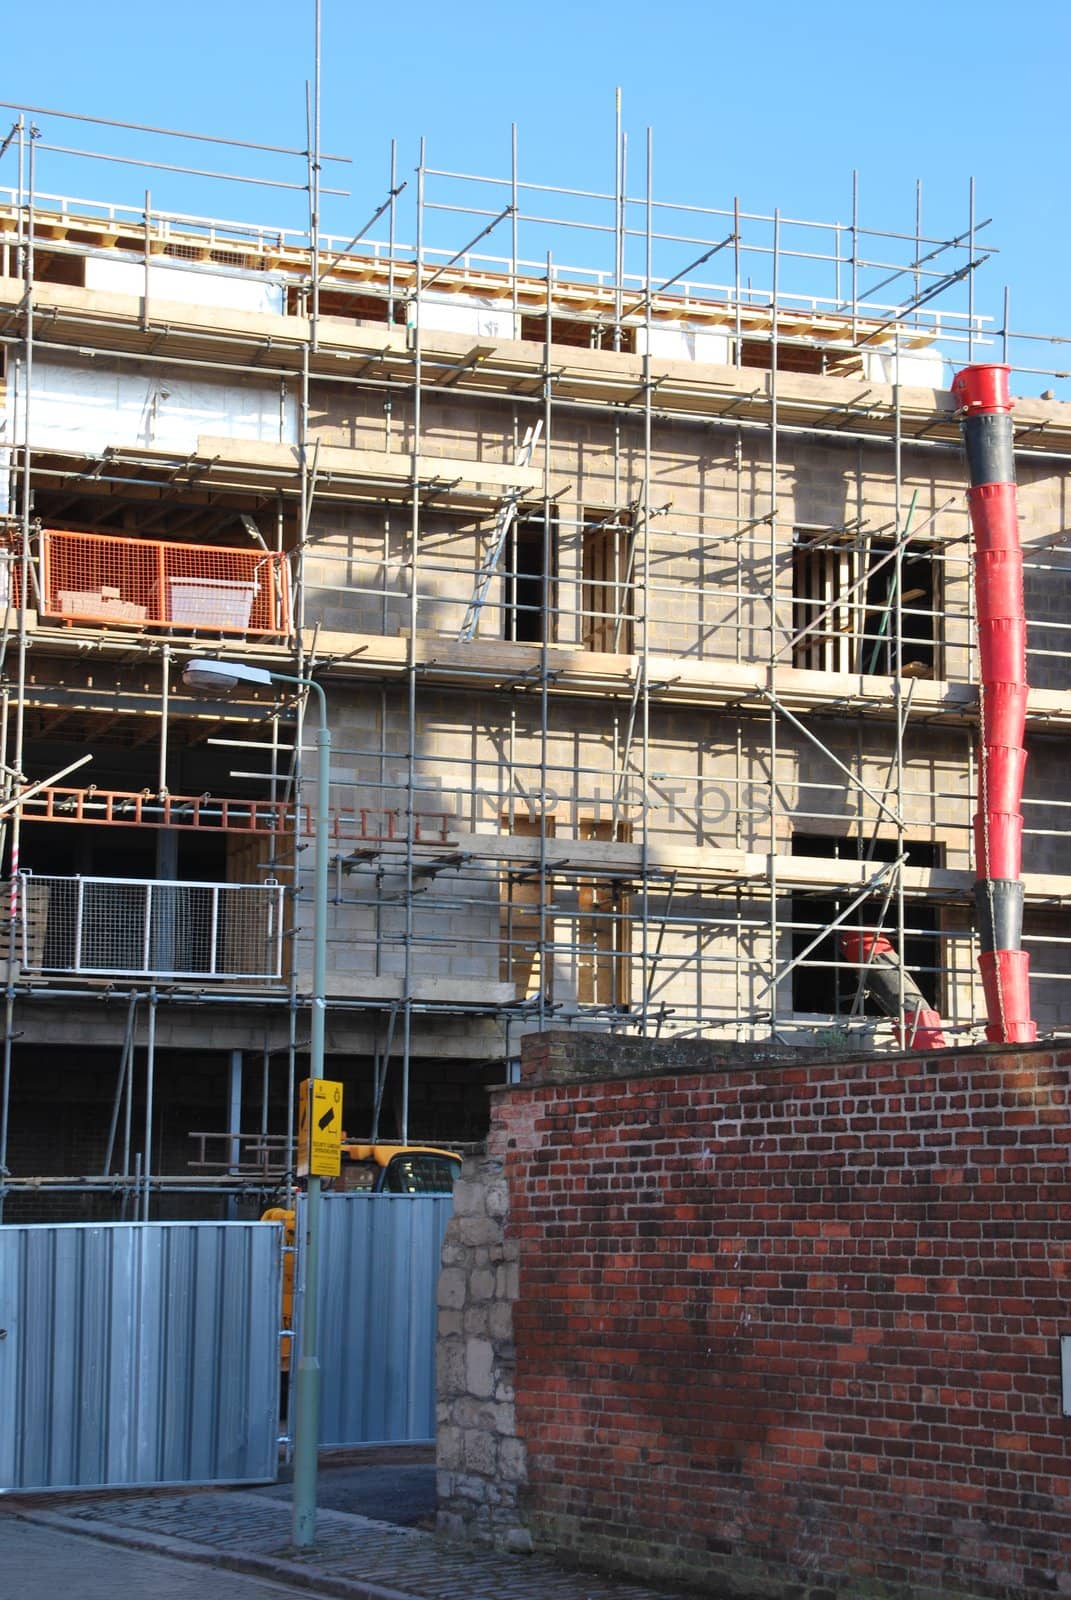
xmin=3 ymin=0 xmax=1068 ymax=364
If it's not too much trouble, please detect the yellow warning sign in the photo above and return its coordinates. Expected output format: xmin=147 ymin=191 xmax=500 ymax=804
xmin=296 ymin=1077 xmax=343 ymax=1178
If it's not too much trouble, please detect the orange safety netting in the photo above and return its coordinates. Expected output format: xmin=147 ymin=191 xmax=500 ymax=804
xmin=41 ymin=529 xmax=291 ymax=636
xmin=0 ymin=533 xmax=23 ymax=611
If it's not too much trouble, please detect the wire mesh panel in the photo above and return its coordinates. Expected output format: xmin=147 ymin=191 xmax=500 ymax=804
xmin=40 ymin=528 xmax=291 ymax=636
xmin=18 ymin=874 xmax=285 ymax=980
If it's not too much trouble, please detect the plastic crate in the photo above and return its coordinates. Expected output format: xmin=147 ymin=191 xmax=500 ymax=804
xmin=168 ymin=576 xmax=257 ymax=630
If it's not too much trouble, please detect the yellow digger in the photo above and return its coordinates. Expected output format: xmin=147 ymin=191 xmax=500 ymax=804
xmin=263 ymin=1140 xmax=462 ymax=1370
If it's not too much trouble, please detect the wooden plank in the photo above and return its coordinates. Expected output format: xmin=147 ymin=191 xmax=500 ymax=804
xmin=291 ymin=626 xmax=1071 ymax=732
xmin=348 ymin=832 xmax=1071 ymax=906
xmin=3 ymin=270 xmax=1069 ymax=456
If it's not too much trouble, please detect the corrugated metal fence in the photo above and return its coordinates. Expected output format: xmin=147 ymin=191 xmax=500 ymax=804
xmin=304 ymin=1192 xmax=453 ymax=1447
xmin=0 ymin=1221 xmax=281 ymax=1492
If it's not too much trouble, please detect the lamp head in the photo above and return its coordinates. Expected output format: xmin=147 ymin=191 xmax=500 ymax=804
xmin=182 ymin=658 xmax=274 ymax=693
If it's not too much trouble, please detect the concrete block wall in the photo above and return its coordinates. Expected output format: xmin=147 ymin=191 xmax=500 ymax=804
xmin=291 ymin=377 xmax=1071 ymax=1039
xmin=437 ymin=1031 xmax=1071 ymax=1599
xmin=280 ymin=679 xmax=1071 ymax=1037
xmin=299 ymin=381 xmax=1071 ymax=686
xmin=301 ymin=505 xmax=410 ymax=637
xmin=1019 ymin=462 xmax=1071 ymax=693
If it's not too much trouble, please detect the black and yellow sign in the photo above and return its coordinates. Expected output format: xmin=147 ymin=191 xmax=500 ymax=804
xmin=296 ymin=1077 xmax=343 ymax=1178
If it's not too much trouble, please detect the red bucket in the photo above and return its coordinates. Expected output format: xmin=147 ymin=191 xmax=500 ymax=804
xmin=977 ymin=618 xmax=1027 ymax=683
xmin=952 ymin=363 xmax=1012 ymax=414
xmin=985 ymin=1020 xmax=1038 ymax=1043
xmin=974 ymin=549 xmax=1025 ymax=624
xmin=967 ymin=482 xmax=1020 ymax=551
xmin=896 ymin=1007 xmax=947 ymax=1051
xmin=974 ymin=811 xmax=1023 ymax=880
xmin=979 ymin=948 xmax=1033 ymax=1033
xmin=979 ymin=681 xmax=1028 ymax=748
xmin=977 ymin=744 xmax=1028 ymax=814
xmin=839 ymin=931 xmax=894 ymax=963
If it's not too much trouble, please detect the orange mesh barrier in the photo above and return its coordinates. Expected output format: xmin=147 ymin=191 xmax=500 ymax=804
xmin=0 ymin=533 xmax=24 ymax=611
xmin=41 ymin=529 xmax=291 ymax=636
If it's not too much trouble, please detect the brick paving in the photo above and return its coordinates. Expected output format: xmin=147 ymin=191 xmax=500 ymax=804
xmin=12 ymin=1491 xmax=701 ymax=1600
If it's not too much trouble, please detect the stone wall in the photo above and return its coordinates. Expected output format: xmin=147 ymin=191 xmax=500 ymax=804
xmin=436 ymin=1151 xmax=530 ymax=1551
xmin=436 ymin=1030 xmax=1071 ymax=1599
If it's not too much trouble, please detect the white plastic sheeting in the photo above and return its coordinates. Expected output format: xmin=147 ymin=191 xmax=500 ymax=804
xmin=412 ymin=291 xmax=518 ymax=341
xmin=7 ymin=356 xmax=297 ymax=456
xmin=861 ymin=344 xmax=946 ymax=388
xmin=636 ymin=322 xmax=733 ymax=365
xmin=85 ymin=254 xmax=286 ymax=316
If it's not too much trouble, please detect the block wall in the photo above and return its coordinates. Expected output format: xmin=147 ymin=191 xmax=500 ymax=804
xmin=305 ymin=380 xmax=1071 ymax=695
xmin=283 ymin=680 xmax=1071 ymax=1038
xmin=438 ymin=1031 xmax=1071 ymax=1600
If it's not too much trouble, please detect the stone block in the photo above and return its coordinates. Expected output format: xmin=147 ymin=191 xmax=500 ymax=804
xmin=437 ymin=1266 xmax=467 ymax=1309
xmin=436 ymin=1339 xmax=466 ymax=1395
xmin=458 ymin=1216 xmax=501 ymax=1248
xmin=469 ymin=1266 xmax=495 ymax=1303
xmin=465 ymin=1336 xmax=495 ymax=1399
xmin=450 ymin=1178 xmax=484 ymax=1218
xmin=462 ymin=1428 xmax=497 ymax=1475
xmin=488 ymin=1301 xmax=513 ymax=1341
xmin=496 ymin=1260 xmax=519 ymax=1300
xmin=499 ymin=1436 xmax=528 ymax=1485
xmin=463 ymin=1304 xmax=489 ymax=1337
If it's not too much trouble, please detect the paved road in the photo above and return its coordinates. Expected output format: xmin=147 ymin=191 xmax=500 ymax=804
xmin=254 ymin=1458 xmax=436 ymax=1526
xmin=0 ymin=1519 xmax=306 ymax=1600
xmin=14 ymin=1490 xmax=702 ymax=1600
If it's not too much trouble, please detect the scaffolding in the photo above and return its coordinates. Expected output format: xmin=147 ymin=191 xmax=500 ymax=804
xmin=1 ymin=87 xmax=1071 ymax=1220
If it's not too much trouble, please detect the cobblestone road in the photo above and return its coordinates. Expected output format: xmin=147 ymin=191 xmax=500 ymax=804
xmin=7 ymin=1490 xmax=702 ymax=1600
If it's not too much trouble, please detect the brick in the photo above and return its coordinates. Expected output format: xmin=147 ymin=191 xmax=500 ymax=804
xmin=440 ymin=1038 xmax=1071 ymax=1596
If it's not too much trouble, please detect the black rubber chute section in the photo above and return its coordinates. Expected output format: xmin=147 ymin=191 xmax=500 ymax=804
xmin=962 ymin=413 xmax=1015 ymax=487
xmin=974 ymin=879 xmax=1024 ymax=953
xmin=856 ymin=948 xmax=930 ymax=1019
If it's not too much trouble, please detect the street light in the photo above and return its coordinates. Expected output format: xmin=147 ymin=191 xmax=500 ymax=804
xmin=182 ymin=657 xmax=329 ymax=1550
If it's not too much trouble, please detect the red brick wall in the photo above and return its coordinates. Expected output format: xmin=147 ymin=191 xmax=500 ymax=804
xmin=500 ymin=1038 xmax=1071 ymax=1598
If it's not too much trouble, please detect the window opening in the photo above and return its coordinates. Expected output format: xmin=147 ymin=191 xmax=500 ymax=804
xmin=500 ymin=814 xmax=554 ymax=1000
xmin=791 ymin=532 xmax=940 ymax=677
xmin=792 ymin=532 xmax=857 ymax=673
xmin=520 ymin=315 xmax=634 ymax=353
xmin=739 ymin=337 xmax=825 ymax=375
xmin=861 ymin=541 xmax=939 ymax=677
xmin=30 ymin=250 xmax=86 ymax=288
xmin=577 ymin=819 xmax=632 ymax=1009
xmin=505 ymin=510 xmax=557 ymax=644
xmin=582 ymin=509 xmax=634 ymax=653
xmin=790 ymin=833 xmax=942 ymax=1018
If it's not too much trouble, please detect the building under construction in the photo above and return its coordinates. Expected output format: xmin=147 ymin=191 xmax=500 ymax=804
xmin=1 ymin=102 xmax=1070 ymax=1222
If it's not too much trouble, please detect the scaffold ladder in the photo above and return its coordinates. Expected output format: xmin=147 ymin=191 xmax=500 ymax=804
xmin=459 ymin=421 xmax=543 ymax=641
